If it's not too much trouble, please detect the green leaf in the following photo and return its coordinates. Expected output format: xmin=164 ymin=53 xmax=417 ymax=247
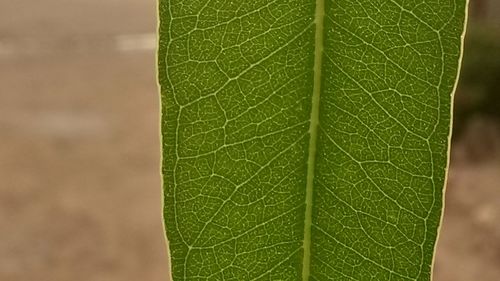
xmin=158 ymin=0 xmax=467 ymax=280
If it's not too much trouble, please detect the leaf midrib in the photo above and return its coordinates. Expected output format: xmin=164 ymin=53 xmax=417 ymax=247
xmin=302 ymin=0 xmax=325 ymax=279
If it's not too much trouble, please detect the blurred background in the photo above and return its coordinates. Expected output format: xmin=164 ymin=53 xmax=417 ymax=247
xmin=0 ymin=1 xmax=498 ymax=281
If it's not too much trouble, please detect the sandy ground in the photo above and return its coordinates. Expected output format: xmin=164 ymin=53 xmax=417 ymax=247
xmin=0 ymin=1 xmax=498 ymax=281
xmin=434 ymin=157 xmax=500 ymax=281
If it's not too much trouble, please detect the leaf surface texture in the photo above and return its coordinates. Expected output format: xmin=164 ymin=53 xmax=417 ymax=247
xmin=158 ymin=0 xmax=466 ymax=280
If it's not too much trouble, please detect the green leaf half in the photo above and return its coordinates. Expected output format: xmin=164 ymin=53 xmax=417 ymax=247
xmin=158 ymin=0 xmax=467 ymax=280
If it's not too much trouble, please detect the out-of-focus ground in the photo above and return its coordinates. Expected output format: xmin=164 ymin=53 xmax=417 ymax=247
xmin=0 ymin=1 xmax=168 ymax=281
xmin=0 ymin=1 xmax=498 ymax=281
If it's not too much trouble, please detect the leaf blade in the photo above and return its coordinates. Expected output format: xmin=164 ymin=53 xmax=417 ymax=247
xmin=158 ymin=0 xmax=467 ymax=280
xmin=311 ymin=1 xmax=466 ymax=279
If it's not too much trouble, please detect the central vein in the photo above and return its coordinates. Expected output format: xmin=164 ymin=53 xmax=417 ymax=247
xmin=302 ymin=0 xmax=325 ymax=280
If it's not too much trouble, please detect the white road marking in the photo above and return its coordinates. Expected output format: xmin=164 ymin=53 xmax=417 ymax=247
xmin=115 ymin=33 xmax=156 ymax=52
xmin=0 ymin=33 xmax=156 ymax=58
xmin=1 ymin=110 xmax=109 ymax=139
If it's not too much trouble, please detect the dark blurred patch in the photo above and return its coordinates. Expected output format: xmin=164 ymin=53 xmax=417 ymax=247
xmin=453 ymin=22 xmax=500 ymax=161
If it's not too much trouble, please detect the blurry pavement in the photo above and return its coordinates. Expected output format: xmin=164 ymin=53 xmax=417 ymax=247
xmin=0 ymin=1 xmax=168 ymax=281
